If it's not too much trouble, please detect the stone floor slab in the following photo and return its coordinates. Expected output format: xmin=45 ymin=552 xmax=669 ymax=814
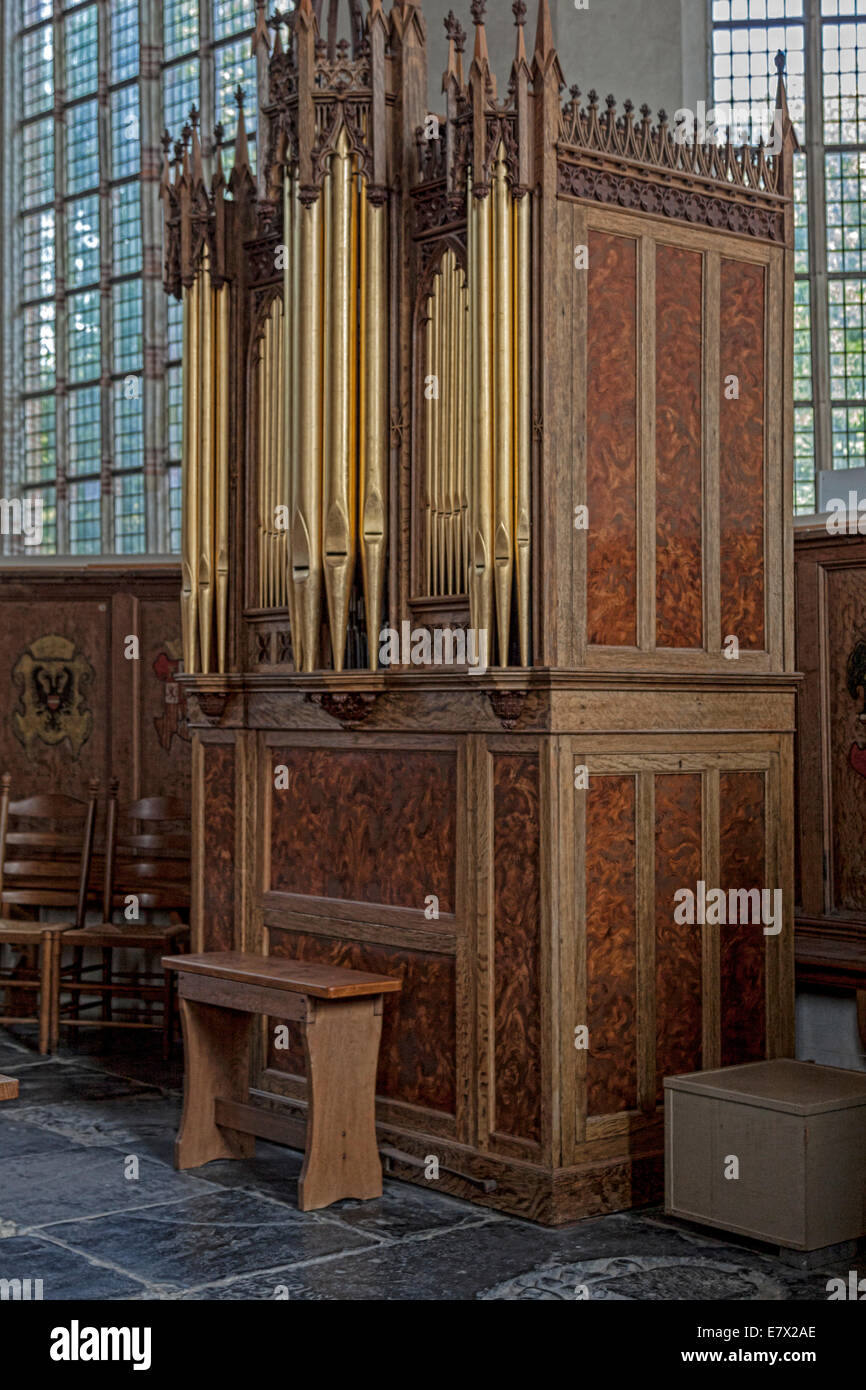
xmin=0 ymin=1233 xmax=145 ymax=1301
xmin=0 ymin=1148 xmax=212 ymax=1230
xmin=52 ymin=1189 xmax=381 ymax=1291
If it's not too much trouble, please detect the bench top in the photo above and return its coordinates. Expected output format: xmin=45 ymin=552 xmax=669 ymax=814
xmin=164 ymin=951 xmax=402 ymax=1000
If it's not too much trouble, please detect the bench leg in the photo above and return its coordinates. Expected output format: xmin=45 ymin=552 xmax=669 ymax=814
xmin=299 ymin=997 xmax=384 ymax=1212
xmin=175 ymin=997 xmax=255 ymax=1169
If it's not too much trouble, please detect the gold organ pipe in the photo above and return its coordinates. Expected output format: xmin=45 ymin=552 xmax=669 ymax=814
xmin=215 ymin=284 xmax=229 ymax=673
xmin=430 ymin=272 xmax=440 ymax=594
xmin=275 ymin=296 xmax=286 ymax=610
xmin=283 ymin=176 xmax=299 ymax=651
xmin=359 ymin=185 xmax=368 ymax=647
xmin=461 ymin=260 xmax=471 ymax=594
xmin=180 ymin=276 xmax=195 ymax=672
xmin=436 ymin=266 xmax=445 ymax=595
xmin=472 ymin=190 xmax=493 ymax=649
xmin=292 ymin=191 xmax=323 ymax=672
xmin=323 ymin=132 xmax=355 ymax=671
xmin=260 ymin=311 xmax=269 ymax=611
xmin=424 ymin=296 xmax=433 ymax=595
xmin=198 ymin=255 xmax=215 ymax=674
xmin=361 ymin=192 xmax=388 ymax=671
xmin=493 ymin=151 xmax=514 ymax=667
xmin=288 ymin=175 xmax=302 ymax=667
xmin=272 ymin=304 xmax=281 ymax=609
xmin=442 ymin=259 xmax=453 ymax=595
xmin=515 ymin=193 xmax=531 ymax=668
xmin=464 ymin=258 xmax=469 ymax=594
xmin=447 ymin=253 xmax=458 ymax=595
xmin=189 ymin=271 xmax=202 ymax=673
xmin=263 ymin=311 xmax=274 ymax=612
xmin=276 ymin=298 xmax=286 ymax=608
xmin=466 ymin=193 xmax=476 ymax=611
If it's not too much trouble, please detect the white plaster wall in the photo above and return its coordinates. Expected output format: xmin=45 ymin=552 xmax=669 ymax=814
xmin=422 ymin=0 xmax=710 ymax=120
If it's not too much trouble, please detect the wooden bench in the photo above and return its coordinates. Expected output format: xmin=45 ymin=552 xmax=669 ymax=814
xmin=0 ymin=1073 xmax=18 ymax=1101
xmin=163 ymin=951 xmax=401 ymax=1212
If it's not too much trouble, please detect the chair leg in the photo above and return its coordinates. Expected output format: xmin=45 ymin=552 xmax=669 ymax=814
xmin=50 ymin=933 xmax=62 ymax=1053
xmin=37 ymin=932 xmax=55 ymax=1056
xmin=101 ymin=948 xmax=113 ymax=1022
xmin=71 ymin=947 xmax=84 ymax=1019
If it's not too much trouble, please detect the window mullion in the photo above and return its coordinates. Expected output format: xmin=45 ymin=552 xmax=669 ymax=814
xmin=53 ymin=0 xmax=69 ymax=553
xmin=98 ymin=0 xmax=113 ymax=552
xmin=805 ymin=0 xmax=832 ymax=486
xmin=141 ymin=0 xmax=168 ymax=554
xmin=199 ymin=0 xmax=214 ymax=171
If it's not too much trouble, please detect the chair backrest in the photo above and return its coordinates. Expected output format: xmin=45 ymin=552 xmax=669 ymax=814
xmin=103 ymin=783 xmax=190 ymax=917
xmin=0 ymin=773 xmax=100 ymax=928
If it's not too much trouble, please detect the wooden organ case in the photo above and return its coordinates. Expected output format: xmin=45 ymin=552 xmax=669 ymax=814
xmin=163 ymin=0 xmax=799 ymax=1224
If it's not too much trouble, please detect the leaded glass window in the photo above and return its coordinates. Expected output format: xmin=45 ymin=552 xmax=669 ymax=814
xmin=4 ymin=0 xmax=260 ymax=557
xmin=713 ymin=0 xmax=866 ymax=512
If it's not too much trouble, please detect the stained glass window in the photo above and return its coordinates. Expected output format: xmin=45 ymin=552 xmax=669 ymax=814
xmin=714 ymin=0 xmax=866 ymax=511
xmin=6 ymin=0 xmax=260 ymax=557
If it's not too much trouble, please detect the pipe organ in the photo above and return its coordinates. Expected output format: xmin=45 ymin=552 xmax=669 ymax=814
xmin=165 ymin=0 xmax=800 ymax=1223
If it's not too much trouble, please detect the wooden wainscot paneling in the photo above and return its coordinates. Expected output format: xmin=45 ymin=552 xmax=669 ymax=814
xmin=267 ymin=929 xmax=457 ymax=1116
xmin=719 ymin=769 xmax=767 ymax=1066
xmin=655 ymin=772 xmax=703 ymax=1097
xmin=491 ymin=753 xmax=542 ymax=1149
xmin=198 ymin=740 xmax=237 ymax=952
xmin=267 ymin=745 xmax=457 ymax=914
xmin=655 ymin=245 xmax=704 ymax=650
xmin=586 ymin=230 xmax=638 ymax=648
xmin=719 ymin=259 xmax=766 ymax=652
xmin=794 ymin=529 xmax=866 ymax=928
xmin=826 ymin=565 xmax=866 ymax=912
xmin=584 ymin=774 xmax=638 ymax=1116
xmin=0 ymin=565 xmax=188 ymax=803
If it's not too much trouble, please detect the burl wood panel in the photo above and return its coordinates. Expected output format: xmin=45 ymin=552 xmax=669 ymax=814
xmin=269 ymin=747 xmax=457 ymax=912
xmin=719 ymin=770 xmax=766 ymax=1067
xmin=587 ymin=230 xmax=637 ymax=647
xmin=0 ymin=572 xmax=188 ymax=803
xmin=655 ymin=773 xmax=703 ymax=1099
xmin=268 ymin=929 xmax=457 ymax=1113
xmin=826 ymin=565 xmax=866 ymax=911
xmin=656 ymin=245 xmax=703 ymax=649
xmin=492 ymin=754 xmax=541 ymax=1145
xmin=202 ymin=744 xmax=236 ymax=952
xmin=586 ymin=774 xmax=638 ymax=1115
xmin=719 ymin=259 xmax=766 ymax=651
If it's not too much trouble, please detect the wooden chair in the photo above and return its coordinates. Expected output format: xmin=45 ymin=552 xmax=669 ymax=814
xmin=0 ymin=774 xmax=99 ymax=1054
xmin=56 ymin=784 xmax=190 ymax=1057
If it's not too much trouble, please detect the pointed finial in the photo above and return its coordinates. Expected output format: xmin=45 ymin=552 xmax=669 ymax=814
xmin=188 ymin=106 xmax=203 ymax=184
xmin=534 ymin=0 xmax=556 ymax=69
xmin=774 ymin=48 xmax=789 ymax=117
xmin=513 ymin=0 xmax=528 ymax=68
xmin=160 ymin=129 xmax=172 ymax=192
xmin=471 ymin=0 xmax=489 ymax=69
xmin=253 ymin=0 xmax=270 ymax=54
xmin=234 ymin=85 xmax=250 ymax=174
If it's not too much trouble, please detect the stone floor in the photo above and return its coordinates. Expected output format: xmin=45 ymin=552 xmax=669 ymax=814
xmin=0 ymin=1025 xmax=862 ymax=1301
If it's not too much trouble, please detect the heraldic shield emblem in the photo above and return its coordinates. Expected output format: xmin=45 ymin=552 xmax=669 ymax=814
xmin=11 ymin=634 xmax=94 ymax=758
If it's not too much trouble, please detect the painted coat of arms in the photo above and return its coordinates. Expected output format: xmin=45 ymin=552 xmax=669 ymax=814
xmin=153 ymin=639 xmax=190 ymax=751
xmin=11 ymin=634 xmax=94 ymax=758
